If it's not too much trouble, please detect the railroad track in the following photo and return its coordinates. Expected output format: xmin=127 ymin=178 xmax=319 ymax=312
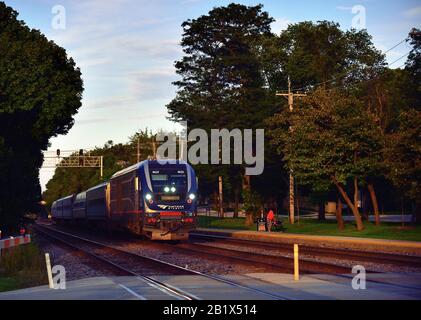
xmin=189 ymin=232 xmax=421 ymax=269
xmin=34 ymin=224 xmax=288 ymax=300
xmin=162 ymin=241 xmax=353 ymax=274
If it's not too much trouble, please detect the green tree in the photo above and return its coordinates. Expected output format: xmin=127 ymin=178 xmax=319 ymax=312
xmin=167 ymin=4 xmax=275 ymax=128
xmin=268 ymin=89 xmax=384 ymax=231
xmin=406 ymin=28 xmax=421 ymax=98
xmin=359 ymin=28 xmax=421 ymax=224
xmin=167 ymin=3 xmax=283 ymax=223
xmin=0 ymin=2 xmax=83 ymax=232
xmin=384 ymin=109 xmax=421 ymax=223
xmin=382 ymin=29 xmax=421 ymax=223
xmin=259 ymin=21 xmax=387 ymax=225
xmin=274 ymin=21 xmax=385 ymax=91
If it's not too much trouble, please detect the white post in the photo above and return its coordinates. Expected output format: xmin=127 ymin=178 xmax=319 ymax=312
xmin=45 ymin=253 xmax=54 ymax=289
xmin=294 ymin=244 xmax=299 ymax=281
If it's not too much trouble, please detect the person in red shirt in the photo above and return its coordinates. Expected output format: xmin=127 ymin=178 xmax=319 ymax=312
xmin=266 ymin=209 xmax=275 ymax=232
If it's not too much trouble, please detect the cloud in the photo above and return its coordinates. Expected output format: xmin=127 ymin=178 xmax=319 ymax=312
xmin=336 ymin=6 xmax=353 ymax=11
xmin=83 ymin=96 xmax=137 ymax=110
xmin=115 ymin=37 xmax=182 ymax=60
xmin=77 ymin=118 xmax=116 ymax=125
xmin=129 ymin=68 xmax=178 ymax=100
xmin=181 ymin=0 xmax=201 ymax=4
xmin=77 ymin=114 xmax=165 ymax=125
xmin=404 ymin=6 xmax=421 ymax=17
xmin=271 ymin=17 xmax=292 ymax=34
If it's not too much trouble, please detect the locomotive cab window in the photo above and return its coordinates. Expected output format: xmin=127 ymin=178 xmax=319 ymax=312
xmin=150 ymin=168 xmax=187 ymax=196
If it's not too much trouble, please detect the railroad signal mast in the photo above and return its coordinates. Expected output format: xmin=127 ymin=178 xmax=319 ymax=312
xmin=42 ymin=149 xmax=104 ymax=178
xmin=276 ymin=77 xmax=306 ymax=224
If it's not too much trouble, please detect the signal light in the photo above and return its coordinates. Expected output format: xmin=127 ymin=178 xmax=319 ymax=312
xmin=183 ymin=218 xmax=194 ymax=224
xmin=147 ymin=218 xmax=157 ymax=224
xmin=56 ymin=149 xmax=60 ymax=157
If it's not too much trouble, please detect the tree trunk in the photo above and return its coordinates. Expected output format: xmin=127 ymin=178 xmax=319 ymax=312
xmin=331 ymin=176 xmax=364 ymax=231
xmin=212 ymin=191 xmax=218 ymax=213
xmin=361 ymin=188 xmax=369 ymax=221
xmin=414 ymin=200 xmax=421 ymax=225
xmin=367 ymin=183 xmax=380 ymax=226
xmin=318 ymin=201 xmax=325 ymax=221
xmin=233 ymin=188 xmax=240 ymax=219
xmin=242 ymin=174 xmax=254 ymax=226
xmin=354 ymin=177 xmax=359 ymax=209
xmin=245 ymin=213 xmax=254 ymax=226
xmin=336 ymin=197 xmax=345 ymax=231
xmin=242 ymin=174 xmax=251 ymax=191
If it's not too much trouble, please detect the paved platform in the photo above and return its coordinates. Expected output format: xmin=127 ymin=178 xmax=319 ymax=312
xmin=192 ymin=228 xmax=421 ymax=255
xmin=1 ymin=273 xmax=420 ymax=300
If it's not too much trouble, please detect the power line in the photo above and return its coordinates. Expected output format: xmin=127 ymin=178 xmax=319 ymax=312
xmin=324 ymin=53 xmax=409 ymax=93
xmin=278 ymin=37 xmax=409 ymax=94
xmin=322 ymin=61 xmax=407 ymax=93
xmin=276 ymin=76 xmax=307 ymax=225
xmin=383 ymin=39 xmax=407 ymax=54
xmin=298 ymin=52 xmax=409 ymax=95
xmin=388 ymin=50 xmax=411 ymax=66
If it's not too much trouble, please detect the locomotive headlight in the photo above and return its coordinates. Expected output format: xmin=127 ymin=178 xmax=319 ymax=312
xmin=164 ymin=186 xmax=170 ymax=193
xmin=188 ymin=193 xmax=196 ymax=200
xmin=145 ymin=193 xmax=152 ymax=200
xmin=170 ymin=186 xmax=176 ymax=193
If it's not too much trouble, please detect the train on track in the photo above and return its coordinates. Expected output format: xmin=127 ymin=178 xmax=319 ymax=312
xmin=51 ymin=160 xmax=198 ymax=240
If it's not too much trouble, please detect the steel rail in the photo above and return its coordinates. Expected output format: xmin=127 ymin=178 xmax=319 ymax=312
xmin=35 ymin=224 xmax=289 ymax=300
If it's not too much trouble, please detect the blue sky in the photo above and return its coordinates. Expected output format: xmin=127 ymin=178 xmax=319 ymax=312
xmin=3 ymin=0 xmax=420 ymax=189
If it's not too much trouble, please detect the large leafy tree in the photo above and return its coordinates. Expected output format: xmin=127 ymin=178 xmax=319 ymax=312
xmin=261 ymin=21 xmax=387 ymax=224
xmin=406 ymin=28 xmax=421 ymax=98
xmin=168 ymin=3 xmax=276 ymax=128
xmin=271 ymin=21 xmax=386 ymax=91
xmin=0 ymin=2 xmax=83 ymax=232
xmin=382 ymin=29 xmax=421 ymax=223
xmin=167 ymin=3 xmax=285 ymax=221
xmin=384 ymin=109 xmax=421 ymax=223
xmin=268 ymin=89 xmax=384 ymax=231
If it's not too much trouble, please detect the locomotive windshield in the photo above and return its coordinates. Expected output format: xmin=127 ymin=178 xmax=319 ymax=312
xmin=150 ymin=168 xmax=187 ymax=194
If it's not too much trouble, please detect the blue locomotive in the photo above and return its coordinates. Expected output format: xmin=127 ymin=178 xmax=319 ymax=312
xmin=51 ymin=160 xmax=198 ymax=240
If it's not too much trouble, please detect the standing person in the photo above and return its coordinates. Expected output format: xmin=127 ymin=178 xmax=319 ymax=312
xmin=257 ymin=208 xmax=266 ymax=231
xmin=266 ymin=209 xmax=275 ymax=232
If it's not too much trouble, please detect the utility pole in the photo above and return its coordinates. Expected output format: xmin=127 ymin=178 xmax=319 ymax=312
xmin=216 ymin=143 xmax=224 ymax=219
xmin=100 ymin=156 xmax=103 ymax=179
xmin=276 ymin=76 xmax=306 ymax=224
xmin=179 ymin=139 xmax=183 ymax=161
xmin=218 ymin=176 xmax=224 ymax=218
xmin=152 ymin=140 xmax=157 ymax=159
xmin=137 ymin=137 xmax=141 ymax=163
